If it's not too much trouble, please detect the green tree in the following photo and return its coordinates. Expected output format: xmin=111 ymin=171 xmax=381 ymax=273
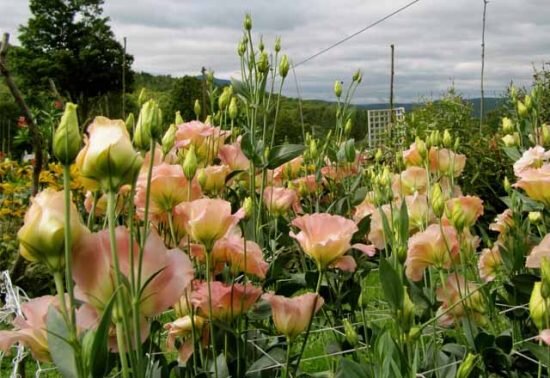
xmin=13 ymin=0 xmax=133 ymax=119
xmin=166 ymin=76 xmax=203 ymax=123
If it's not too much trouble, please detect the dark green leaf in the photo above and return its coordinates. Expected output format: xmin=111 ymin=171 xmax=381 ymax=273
xmin=47 ymin=306 xmax=78 ymax=378
xmin=379 ymin=259 xmax=403 ymax=311
xmin=335 ymin=358 xmax=370 ymax=378
xmin=89 ymin=292 xmax=117 ymax=378
xmin=267 ymin=144 xmax=305 ymax=169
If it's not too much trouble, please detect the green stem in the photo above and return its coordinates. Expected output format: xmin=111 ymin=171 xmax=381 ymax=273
xmin=205 ymin=251 xmax=219 ymax=378
xmin=283 ymin=338 xmax=293 ymax=378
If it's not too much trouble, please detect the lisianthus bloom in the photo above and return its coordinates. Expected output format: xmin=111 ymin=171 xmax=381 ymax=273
xmin=368 ymin=205 xmax=392 ymax=250
xmin=513 ymin=146 xmax=549 ymax=176
xmin=176 ymin=198 xmax=244 ymax=249
xmin=444 ymin=196 xmax=484 ymax=229
xmin=273 ymin=156 xmax=304 ymax=182
xmin=218 ymin=137 xmax=250 ymax=171
xmin=175 ymin=121 xmax=229 ymax=163
xmin=289 ymin=213 xmax=359 ymax=269
xmin=211 ymin=235 xmax=269 ymax=279
xmin=436 ymin=273 xmax=485 ymax=327
xmin=321 ymin=163 xmax=358 ymax=181
xmin=353 ymin=191 xmax=376 ymax=223
xmin=392 ymin=167 xmax=428 ymax=196
xmin=538 ymin=329 xmax=550 ymax=346
xmin=76 ymin=116 xmax=142 ymax=192
xmin=405 ymin=224 xmax=459 ymax=281
xmin=263 ymin=292 xmax=324 ymax=341
xmin=403 ymin=142 xmax=425 ymax=167
xmin=135 ymin=163 xmax=201 ymax=219
xmin=404 ymin=193 xmax=433 ymax=230
xmin=514 ymin=164 xmax=550 ymax=206
xmin=328 ymin=255 xmax=357 ymax=272
xmin=478 ymin=245 xmax=502 ymax=282
xmin=0 ymin=296 xmax=59 ymax=361
xmin=526 ymin=234 xmax=550 ymax=268
xmin=263 ymin=186 xmax=301 ymax=216
xmin=191 ymin=281 xmax=262 ymax=322
xmin=489 ymin=209 xmax=514 ymax=234
xmin=165 ymin=315 xmax=207 ymax=363
xmin=429 ymin=147 xmax=466 ymax=177
xmin=197 ymin=165 xmax=230 ymax=194
xmin=72 ymin=227 xmax=193 ymax=316
xmin=18 ymin=188 xmax=85 ymax=271
xmin=293 ymin=175 xmax=321 ymax=196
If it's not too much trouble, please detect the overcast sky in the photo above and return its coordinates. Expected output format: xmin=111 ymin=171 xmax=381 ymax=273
xmin=1 ymin=0 xmax=549 ymax=103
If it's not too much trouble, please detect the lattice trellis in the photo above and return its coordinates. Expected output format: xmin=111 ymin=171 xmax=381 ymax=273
xmin=367 ymin=107 xmax=405 ymax=148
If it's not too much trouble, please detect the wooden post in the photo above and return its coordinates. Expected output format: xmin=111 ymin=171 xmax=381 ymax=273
xmin=122 ymin=36 xmax=127 ymax=119
xmin=390 ymin=44 xmax=395 ymax=121
xmin=201 ymin=66 xmax=207 ymax=120
xmin=480 ymin=0 xmax=488 ymax=134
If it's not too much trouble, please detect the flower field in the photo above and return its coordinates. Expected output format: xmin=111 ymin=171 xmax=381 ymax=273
xmin=1 ymin=13 xmax=550 ymax=378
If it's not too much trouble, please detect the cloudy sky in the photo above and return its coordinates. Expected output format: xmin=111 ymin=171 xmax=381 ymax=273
xmin=2 ymin=0 xmax=549 ymax=103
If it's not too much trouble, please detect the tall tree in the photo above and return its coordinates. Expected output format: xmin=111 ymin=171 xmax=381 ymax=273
xmin=14 ymin=0 xmax=133 ymax=119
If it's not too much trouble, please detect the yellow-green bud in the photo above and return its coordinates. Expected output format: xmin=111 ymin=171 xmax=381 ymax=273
xmin=503 ymin=176 xmax=512 ymax=193
xmin=543 ymin=125 xmax=550 ymax=146
xmin=125 ymin=113 xmax=135 ymax=134
xmin=541 ymin=259 xmax=550 ymax=299
xmin=415 ymin=137 xmax=428 ymax=160
xmin=343 ymin=319 xmax=358 ymax=346
xmin=334 ymin=80 xmax=342 ymax=98
xmin=517 ymin=100 xmax=528 ymax=117
xmin=429 ymin=130 xmax=441 ymax=147
xmin=530 ymin=282 xmax=549 ymax=329
xmin=501 ymin=134 xmax=517 ymax=147
xmin=380 ymin=167 xmax=392 ymax=187
xmin=274 ymin=37 xmax=281 ymax=53
xmin=183 ymin=146 xmax=198 ymax=180
xmin=243 ymin=197 xmax=253 ymax=220
xmin=194 ymin=99 xmax=201 ymax=120
xmin=344 ymin=119 xmax=353 ymax=135
xmin=453 ymin=137 xmax=460 ymax=151
xmin=197 ymin=169 xmax=207 ymax=188
xmin=205 ymin=115 xmax=213 ymax=125
xmin=134 ymin=99 xmax=163 ymax=150
xmin=375 ymin=148 xmax=383 ymax=162
xmin=219 ymin=86 xmax=232 ymax=110
xmin=138 ymin=88 xmax=147 ymax=106
xmin=309 ymin=139 xmax=318 ymax=159
xmin=501 ymin=117 xmax=514 ymax=134
xmin=175 ymin=111 xmax=184 ymax=125
xmin=431 ymin=183 xmax=445 ymax=218
xmin=229 ymin=97 xmax=238 ymax=120
xmin=257 ymin=51 xmax=269 ymax=73
xmin=525 ymin=95 xmax=533 ymax=110
xmin=442 ymin=129 xmax=452 ymax=148
xmin=529 ymin=211 xmax=542 ymax=224
xmin=401 ymin=287 xmax=415 ymax=332
xmin=279 ymin=54 xmax=289 ymax=78
xmin=450 ymin=201 xmax=466 ymax=232
xmin=510 ymin=85 xmax=518 ymax=101
xmin=243 ymin=13 xmax=252 ymax=31
xmin=162 ymin=124 xmax=177 ymax=156
xmin=407 ymin=327 xmax=421 ymax=343
xmin=456 ymin=353 xmax=479 ymax=378
xmin=352 ymin=69 xmax=362 ymax=83
xmin=53 ymin=102 xmax=81 ymax=165
xmin=237 ymin=41 xmax=246 ymax=57
xmin=258 ymin=36 xmax=265 ymax=52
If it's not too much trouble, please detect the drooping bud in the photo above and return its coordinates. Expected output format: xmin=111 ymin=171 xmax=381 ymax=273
xmin=243 ymin=13 xmax=252 ymax=31
xmin=125 ymin=112 xmax=135 ymax=134
xmin=134 ymin=99 xmax=163 ymax=150
xmin=274 ymin=36 xmax=281 ymax=53
xmin=175 ymin=111 xmax=184 ymax=125
xmin=53 ymin=102 xmax=81 ymax=165
xmin=162 ymin=124 xmax=177 ymax=156
xmin=334 ymin=80 xmax=342 ymax=98
xmin=183 ymin=145 xmax=198 ymax=180
xmin=501 ymin=117 xmax=514 ymax=134
xmin=442 ymin=129 xmax=452 ymax=148
xmin=229 ymin=97 xmax=238 ymax=120
xmin=343 ymin=319 xmax=358 ymax=346
xmin=279 ymin=54 xmax=289 ymax=78
xmin=431 ymin=183 xmax=445 ymax=218
xmin=194 ymin=99 xmax=201 ymax=120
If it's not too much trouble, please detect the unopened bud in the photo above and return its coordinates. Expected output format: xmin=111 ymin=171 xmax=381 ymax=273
xmin=237 ymin=42 xmax=246 ymax=57
xmin=453 ymin=137 xmax=460 ymax=151
xmin=541 ymin=259 xmax=550 ymax=299
xmin=229 ymin=97 xmax=238 ymax=120
xmin=501 ymin=134 xmax=517 ymax=147
xmin=134 ymin=99 xmax=163 ymax=150
xmin=430 ymin=130 xmax=441 ymax=147
xmin=442 ymin=129 xmax=452 ymax=148
xmin=197 ymin=168 xmax=207 ymax=188
xmin=334 ymin=80 xmax=342 ymax=98
xmin=243 ymin=13 xmax=252 ymax=31
xmin=162 ymin=124 xmax=177 ymax=156
xmin=343 ymin=319 xmax=358 ymax=346
xmin=431 ymin=183 xmax=445 ymax=218
xmin=257 ymin=52 xmax=269 ymax=73
xmin=219 ymin=86 xmax=232 ymax=110
xmin=543 ymin=125 xmax=550 ymax=146
xmin=53 ymin=102 xmax=81 ymax=164
xmin=274 ymin=37 xmax=281 ymax=53
xmin=243 ymin=197 xmax=253 ymax=219
xmin=309 ymin=139 xmax=318 ymax=159
xmin=450 ymin=201 xmax=466 ymax=233
xmin=525 ymin=95 xmax=533 ymax=110
xmin=530 ymin=282 xmax=549 ymax=330
xmin=138 ymin=88 xmax=147 ymax=106
xmin=375 ymin=148 xmax=383 ymax=162
xmin=175 ymin=111 xmax=184 ymax=125
xmin=183 ymin=146 xmax=198 ymax=180
xmin=194 ymin=100 xmax=201 ymax=120
xmin=352 ymin=69 xmax=362 ymax=83
xmin=529 ymin=211 xmax=542 ymax=224
xmin=456 ymin=353 xmax=480 ymax=378
xmin=503 ymin=176 xmax=512 ymax=193
xmin=401 ymin=287 xmax=415 ymax=332
xmin=501 ymin=117 xmax=514 ymax=134
xmin=205 ymin=115 xmax=213 ymax=125
xmin=279 ymin=54 xmax=289 ymax=78
xmin=258 ymin=37 xmax=265 ymax=52
xmin=344 ymin=119 xmax=353 ymax=135
xmin=207 ymin=71 xmax=214 ymax=86
xmin=517 ymin=100 xmax=528 ymax=117
xmin=415 ymin=137 xmax=428 ymax=160
xmin=125 ymin=113 xmax=135 ymax=133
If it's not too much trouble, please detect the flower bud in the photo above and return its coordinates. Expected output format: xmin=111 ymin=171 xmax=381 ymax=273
xmin=279 ymin=54 xmax=289 ymax=78
xmin=138 ymin=88 xmax=147 ymax=106
xmin=243 ymin=197 xmax=253 ymax=220
xmin=352 ymin=69 xmax=362 ymax=83
xmin=344 ymin=119 xmax=353 ymax=135
xmin=501 ymin=117 xmax=514 ymax=134
xmin=501 ymin=134 xmax=517 ymax=147
xmin=258 ymin=37 xmax=265 ymax=52
xmin=219 ymin=86 xmax=232 ymax=110
xmin=135 ymin=99 xmax=163 ymax=150
xmin=175 ymin=111 xmax=184 ymax=125
xmin=205 ymin=115 xmax=213 ymax=125
xmin=309 ymin=139 xmax=318 ymax=159
xmin=334 ymin=80 xmax=342 ymax=98
xmin=401 ymin=287 xmax=415 ymax=332
xmin=407 ymin=327 xmax=421 ymax=343
xmin=343 ymin=319 xmax=358 ymax=346
xmin=229 ymin=97 xmax=238 ymax=120
xmin=53 ymin=102 xmax=81 ymax=165
xmin=243 ymin=14 xmax=252 ymax=31
xmin=530 ymin=282 xmax=549 ymax=329
xmin=274 ymin=37 xmax=281 ymax=53
xmin=456 ymin=353 xmax=479 ymax=378
xmin=543 ymin=124 xmax=550 ymax=146
xmin=442 ymin=129 xmax=452 ymax=148
xmin=415 ymin=137 xmax=428 ymax=160
xmin=207 ymin=71 xmax=215 ymax=86
xmin=525 ymin=95 xmax=533 ymax=110
xmin=197 ymin=169 xmax=207 ymax=189
xmin=429 ymin=130 xmax=441 ymax=147
xmin=431 ymin=183 xmax=445 ymax=218
xmin=449 ymin=201 xmax=466 ymax=233
xmin=194 ymin=99 xmax=201 ymax=120
xmin=453 ymin=137 xmax=460 ymax=151
xmin=510 ymin=85 xmax=518 ymax=101
xmin=529 ymin=211 xmax=542 ymax=224
xmin=517 ymin=100 xmax=528 ymax=117
xmin=503 ymin=176 xmax=512 ymax=193
xmin=125 ymin=113 xmax=135 ymax=133
xmin=162 ymin=124 xmax=177 ymax=156
xmin=257 ymin=51 xmax=269 ymax=73
xmin=183 ymin=145 xmax=198 ymax=180
xmin=541 ymin=259 xmax=550 ymax=299
xmin=237 ymin=41 xmax=246 ymax=57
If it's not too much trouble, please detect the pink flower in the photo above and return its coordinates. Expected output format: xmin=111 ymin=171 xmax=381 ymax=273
xmin=514 ymin=164 xmax=550 ymax=206
xmin=263 ymin=186 xmax=301 ymax=215
xmin=72 ymin=227 xmax=193 ymax=316
xmin=218 ymin=137 xmax=250 ymax=171
xmin=263 ymin=292 xmax=324 ymax=340
xmin=429 ymin=147 xmax=466 ymax=177
xmin=478 ymin=245 xmax=502 ymax=282
xmin=211 ymin=235 xmax=269 ymax=279
xmin=175 ymin=121 xmax=229 ymax=163
xmin=405 ymin=224 xmax=459 ymax=281
xmin=353 ymin=191 xmax=376 ymax=223
xmin=328 ymin=255 xmax=357 ymax=272
xmin=0 ymin=296 xmax=59 ymax=362
xmin=289 ymin=213 xmax=358 ymax=269
xmin=513 ymin=146 xmax=549 ymax=176
xmin=197 ymin=165 xmax=230 ymax=194
xmin=164 ymin=315 xmax=207 ymax=363
xmin=404 ymin=193 xmax=433 ymax=230
xmin=403 ymin=142 xmax=424 ymax=167
xmin=176 ymin=198 xmax=244 ymax=248
xmin=392 ymin=167 xmax=429 ymax=196
xmin=489 ymin=209 xmax=514 ymax=234
xmin=444 ymin=196 xmax=484 ymax=229
xmin=191 ymin=281 xmax=262 ymax=322
xmin=368 ymin=205 xmax=392 ymax=250
xmin=292 ymin=175 xmax=322 ymax=196
xmin=538 ymin=329 xmax=550 ymax=346
xmin=273 ymin=156 xmax=304 ymax=182
xmin=436 ymin=273 xmax=485 ymax=327
xmin=526 ymin=234 xmax=550 ymax=268
xmin=135 ymin=163 xmax=202 ymax=219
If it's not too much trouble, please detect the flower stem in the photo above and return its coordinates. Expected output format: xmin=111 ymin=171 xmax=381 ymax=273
xmin=283 ymin=338 xmax=293 ymax=378
xmin=205 ymin=251 xmax=219 ymax=378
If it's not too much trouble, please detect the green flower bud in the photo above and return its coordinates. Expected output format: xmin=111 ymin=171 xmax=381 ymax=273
xmin=279 ymin=54 xmax=289 ymax=78
xmin=431 ymin=183 xmax=445 ymax=218
xmin=543 ymin=124 xmax=550 ymax=146
xmin=407 ymin=327 xmax=421 ymax=343
xmin=503 ymin=176 xmax=512 ymax=193
xmin=125 ymin=113 xmax=135 ymax=134
xmin=501 ymin=117 xmax=514 ymax=133
xmin=541 ymin=259 xmax=550 ymax=299
xmin=352 ymin=69 xmax=362 ymax=83
xmin=456 ymin=353 xmax=479 ymax=378
xmin=229 ymin=97 xmax=238 ymax=120
xmin=138 ymin=88 xmax=147 ymax=106
xmin=343 ymin=319 xmax=358 ymax=346
xmin=162 ymin=124 xmax=177 ymax=156
xmin=309 ymin=139 xmax=318 ymax=159
xmin=416 ymin=137 xmax=428 ymax=160
xmin=175 ymin=111 xmax=184 ymax=125
xmin=517 ymin=100 xmax=528 ymax=117
xmin=243 ymin=13 xmax=252 ymax=31
xmin=258 ymin=36 xmax=265 ymax=52
xmin=197 ymin=168 xmax=207 ymax=188
xmin=237 ymin=41 xmax=246 ymax=57
xmin=134 ymin=99 xmax=163 ymax=150
xmin=194 ymin=99 xmax=201 ymax=120
xmin=401 ymin=287 xmax=415 ymax=332
xmin=219 ymin=86 xmax=233 ymax=110
xmin=429 ymin=130 xmax=441 ymax=147
xmin=205 ymin=115 xmax=213 ymax=125
xmin=344 ymin=119 xmax=353 ymax=135
xmin=375 ymin=148 xmax=383 ymax=162
xmin=257 ymin=51 xmax=269 ymax=73
xmin=53 ymin=102 xmax=81 ymax=165
xmin=501 ymin=134 xmax=517 ymax=147
xmin=274 ymin=36 xmax=281 ymax=53
xmin=525 ymin=95 xmax=533 ymax=110
xmin=530 ymin=282 xmax=549 ymax=329
xmin=442 ymin=129 xmax=452 ymax=148
xmin=334 ymin=80 xmax=343 ymax=98
xmin=243 ymin=197 xmax=253 ymax=220
xmin=529 ymin=211 xmax=542 ymax=224
xmin=449 ymin=201 xmax=466 ymax=233
xmin=510 ymin=85 xmax=518 ymax=101
xmin=183 ymin=145 xmax=198 ymax=180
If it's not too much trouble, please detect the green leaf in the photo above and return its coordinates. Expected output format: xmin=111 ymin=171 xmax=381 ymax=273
xmin=335 ymin=358 xmax=370 ymax=378
xmin=399 ymin=198 xmax=409 ymax=245
xmin=246 ymin=347 xmax=286 ymax=376
xmin=89 ymin=292 xmax=117 ymax=378
xmin=47 ymin=306 xmax=78 ymax=378
xmin=502 ymin=146 xmax=521 ymax=161
xmin=267 ymin=144 xmax=305 ymax=169
xmin=379 ymin=258 xmax=403 ymax=311
xmin=523 ymin=342 xmax=550 ymax=368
